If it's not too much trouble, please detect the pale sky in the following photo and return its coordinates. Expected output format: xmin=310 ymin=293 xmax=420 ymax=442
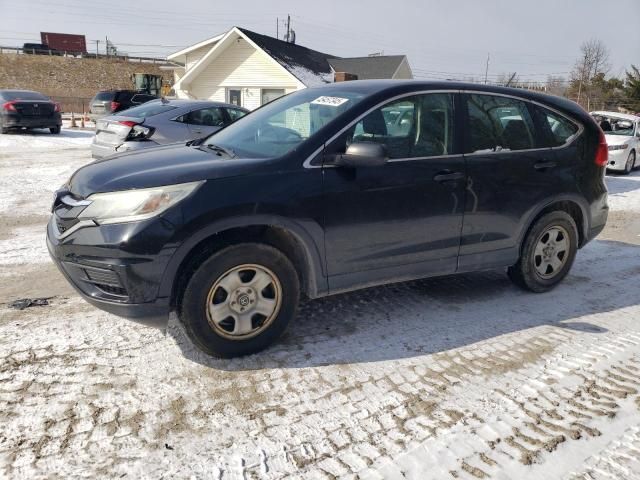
xmin=1 ymin=0 xmax=639 ymax=83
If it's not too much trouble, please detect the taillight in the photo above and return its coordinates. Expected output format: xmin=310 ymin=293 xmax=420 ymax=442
xmin=54 ymin=102 xmax=61 ymax=113
xmin=118 ymin=120 xmax=138 ymax=127
xmin=2 ymin=101 xmax=17 ymax=112
xmin=110 ymin=101 xmax=120 ymax=111
xmin=594 ymin=129 xmax=608 ymax=167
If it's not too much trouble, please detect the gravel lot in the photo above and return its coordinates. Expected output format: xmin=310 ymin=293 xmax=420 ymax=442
xmin=1 ymin=128 xmax=640 ymax=479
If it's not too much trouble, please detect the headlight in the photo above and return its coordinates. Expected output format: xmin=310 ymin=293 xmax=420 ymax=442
xmin=608 ymin=144 xmax=629 ymax=151
xmin=78 ymin=181 xmax=203 ymax=224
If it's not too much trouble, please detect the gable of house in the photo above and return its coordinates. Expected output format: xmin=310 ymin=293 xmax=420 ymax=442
xmin=185 ymin=33 xmax=301 ymax=109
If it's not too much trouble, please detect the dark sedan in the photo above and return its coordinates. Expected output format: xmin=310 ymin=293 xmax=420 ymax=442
xmin=0 ymin=90 xmax=62 ymax=134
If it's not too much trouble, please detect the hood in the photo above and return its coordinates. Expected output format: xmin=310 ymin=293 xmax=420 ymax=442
xmin=69 ymin=143 xmax=266 ymax=198
xmin=604 ymin=134 xmax=632 ymax=146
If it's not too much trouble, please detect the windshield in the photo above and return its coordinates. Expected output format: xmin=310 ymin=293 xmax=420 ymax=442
xmin=2 ymin=91 xmax=49 ymax=101
xmin=593 ymin=114 xmax=637 ymax=136
xmin=116 ymin=101 xmax=176 ymax=118
xmin=203 ymin=88 xmax=367 ymax=158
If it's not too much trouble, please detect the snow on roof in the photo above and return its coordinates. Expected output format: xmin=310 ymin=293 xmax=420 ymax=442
xmin=238 ymin=28 xmax=336 ymax=86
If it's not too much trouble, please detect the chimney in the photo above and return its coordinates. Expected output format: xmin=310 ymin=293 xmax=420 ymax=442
xmin=334 ymin=72 xmax=358 ymax=82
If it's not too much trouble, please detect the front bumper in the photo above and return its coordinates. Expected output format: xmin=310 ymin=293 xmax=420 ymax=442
xmin=46 ymin=215 xmax=177 ymax=328
xmin=2 ymin=112 xmax=62 ymax=129
xmin=606 ymin=148 xmax=630 ymax=171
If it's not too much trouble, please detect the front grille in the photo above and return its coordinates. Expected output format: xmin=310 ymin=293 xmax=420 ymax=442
xmin=94 ymin=284 xmax=128 ymax=297
xmin=82 ymin=267 xmax=128 ymax=298
xmin=84 ymin=268 xmax=120 ymax=287
xmin=55 ymin=217 xmax=78 ymax=234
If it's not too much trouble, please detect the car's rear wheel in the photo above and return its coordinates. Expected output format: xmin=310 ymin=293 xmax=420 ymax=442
xmin=508 ymin=211 xmax=578 ymax=292
xmin=179 ymin=243 xmax=300 ymax=358
xmin=50 ymin=126 xmax=61 ymax=134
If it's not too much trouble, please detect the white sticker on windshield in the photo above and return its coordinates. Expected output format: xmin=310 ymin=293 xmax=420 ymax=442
xmin=311 ymin=96 xmax=349 ymax=107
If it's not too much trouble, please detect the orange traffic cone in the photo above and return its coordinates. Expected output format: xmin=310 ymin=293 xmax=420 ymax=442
xmin=70 ymin=112 xmax=78 ymax=128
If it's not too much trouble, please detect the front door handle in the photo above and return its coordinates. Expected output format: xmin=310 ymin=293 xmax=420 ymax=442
xmin=534 ymin=161 xmax=557 ymax=170
xmin=433 ymin=171 xmax=465 ymax=182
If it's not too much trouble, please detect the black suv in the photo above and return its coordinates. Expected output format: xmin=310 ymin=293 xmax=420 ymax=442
xmin=48 ymin=81 xmax=609 ymax=357
xmin=89 ymin=90 xmax=158 ymax=121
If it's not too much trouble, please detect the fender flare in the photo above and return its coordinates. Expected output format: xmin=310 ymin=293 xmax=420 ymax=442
xmin=157 ymin=214 xmax=328 ymax=303
xmin=516 ymin=194 xmax=590 ymax=251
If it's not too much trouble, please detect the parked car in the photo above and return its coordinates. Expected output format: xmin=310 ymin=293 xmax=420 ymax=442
xmin=0 ymin=89 xmax=62 ymax=134
xmin=590 ymin=111 xmax=639 ymax=174
xmin=48 ymin=80 xmax=609 ymax=358
xmin=88 ymin=90 xmax=158 ymax=122
xmin=23 ymin=43 xmax=60 ymax=55
xmin=91 ymin=99 xmax=248 ymax=158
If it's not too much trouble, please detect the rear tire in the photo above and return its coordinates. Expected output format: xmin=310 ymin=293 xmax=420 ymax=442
xmin=50 ymin=126 xmax=61 ymax=134
xmin=179 ymin=243 xmax=300 ymax=358
xmin=508 ymin=211 xmax=578 ymax=293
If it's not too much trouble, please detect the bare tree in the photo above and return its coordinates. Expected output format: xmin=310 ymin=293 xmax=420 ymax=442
xmin=570 ymin=39 xmax=611 ymax=107
xmin=546 ymin=75 xmax=567 ymax=97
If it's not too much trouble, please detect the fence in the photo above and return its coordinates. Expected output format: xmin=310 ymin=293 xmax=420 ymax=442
xmin=49 ymin=96 xmax=94 ymax=115
xmin=0 ymin=46 xmax=170 ymax=64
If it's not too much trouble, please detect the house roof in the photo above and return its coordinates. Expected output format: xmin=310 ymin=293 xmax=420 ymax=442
xmin=328 ymin=56 xmax=408 ymax=80
xmin=237 ymin=28 xmax=337 ymax=86
xmin=167 ymin=32 xmax=225 ymax=60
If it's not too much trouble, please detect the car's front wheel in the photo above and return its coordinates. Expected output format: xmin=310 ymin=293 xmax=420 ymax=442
xmin=508 ymin=211 xmax=578 ymax=293
xmin=180 ymin=243 xmax=300 ymax=358
xmin=50 ymin=126 xmax=61 ymax=134
xmin=623 ymin=150 xmax=636 ymax=174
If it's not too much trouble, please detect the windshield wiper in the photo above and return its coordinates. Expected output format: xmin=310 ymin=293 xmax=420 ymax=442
xmin=205 ymin=143 xmax=236 ymax=158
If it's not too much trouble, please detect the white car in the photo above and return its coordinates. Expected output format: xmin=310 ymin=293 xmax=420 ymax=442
xmin=591 ymin=111 xmax=640 ymax=174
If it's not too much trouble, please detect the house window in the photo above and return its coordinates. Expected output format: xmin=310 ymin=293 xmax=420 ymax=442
xmin=261 ymin=89 xmax=285 ymax=106
xmin=227 ymin=88 xmax=242 ymax=107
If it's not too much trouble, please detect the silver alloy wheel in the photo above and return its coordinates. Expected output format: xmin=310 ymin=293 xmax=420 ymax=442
xmin=533 ymin=225 xmax=570 ymax=279
xmin=206 ymin=264 xmax=282 ymax=340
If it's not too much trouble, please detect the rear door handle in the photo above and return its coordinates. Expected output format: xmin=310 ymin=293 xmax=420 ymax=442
xmin=534 ymin=161 xmax=557 ymax=170
xmin=433 ymin=171 xmax=465 ymax=182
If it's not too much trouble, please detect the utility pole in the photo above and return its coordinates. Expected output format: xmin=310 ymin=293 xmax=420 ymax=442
xmin=105 ymin=36 xmax=109 ymax=58
xmin=484 ymin=53 xmax=490 ymax=85
xmin=276 ymin=17 xmax=279 ymax=39
xmin=95 ymin=39 xmax=99 ymax=57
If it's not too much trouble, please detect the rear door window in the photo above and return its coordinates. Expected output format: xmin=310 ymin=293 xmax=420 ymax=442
xmin=465 ymin=94 xmax=536 ymax=153
xmin=93 ymin=92 xmax=115 ymax=102
xmin=183 ymin=107 xmax=226 ymax=126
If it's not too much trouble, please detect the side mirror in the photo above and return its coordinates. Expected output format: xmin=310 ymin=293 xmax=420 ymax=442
xmin=336 ymin=142 xmax=388 ymax=167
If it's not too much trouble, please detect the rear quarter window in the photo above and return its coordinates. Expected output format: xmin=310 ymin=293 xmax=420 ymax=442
xmin=535 ymin=106 xmax=579 ymax=147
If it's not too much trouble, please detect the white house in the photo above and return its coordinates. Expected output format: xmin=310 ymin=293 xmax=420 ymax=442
xmin=167 ymin=27 xmax=412 ymax=110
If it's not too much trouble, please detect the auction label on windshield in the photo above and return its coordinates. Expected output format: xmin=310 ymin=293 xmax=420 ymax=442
xmin=311 ymin=96 xmax=349 ymax=107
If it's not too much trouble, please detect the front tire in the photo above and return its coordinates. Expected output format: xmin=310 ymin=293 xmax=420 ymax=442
xmin=508 ymin=211 xmax=578 ymax=293
xmin=179 ymin=243 xmax=300 ymax=358
xmin=623 ymin=150 xmax=636 ymax=174
xmin=50 ymin=126 xmax=61 ymax=134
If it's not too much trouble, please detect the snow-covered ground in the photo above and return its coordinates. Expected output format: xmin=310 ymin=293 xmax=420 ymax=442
xmin=1 ymin=128 xmax=640 ymax=479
